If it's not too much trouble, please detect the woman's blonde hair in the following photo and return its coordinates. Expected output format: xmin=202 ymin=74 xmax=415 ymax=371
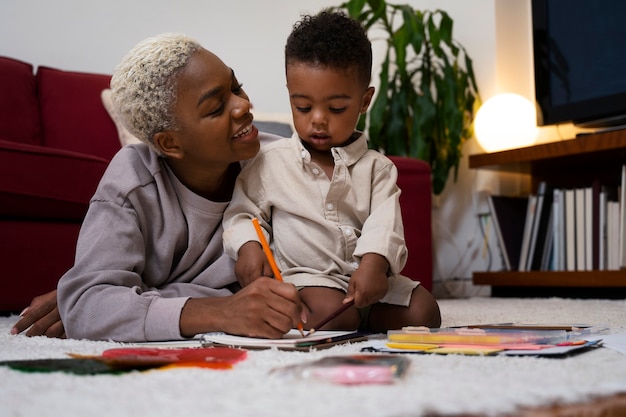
xmin=110 ymin=33 xmax=202 ymax=151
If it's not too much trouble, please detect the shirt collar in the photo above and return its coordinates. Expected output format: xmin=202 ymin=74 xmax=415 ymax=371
xmin=291 ymin=131 xmax=369 ymax=167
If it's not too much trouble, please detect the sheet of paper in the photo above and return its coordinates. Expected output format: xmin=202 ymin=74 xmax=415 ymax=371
xmin=429 ymin=346 xmax=504 ymax=355
xmin=502 ymin=340 xmax=602 ymax=356
xmin=586 ymin=333 xmax=626 ymax=355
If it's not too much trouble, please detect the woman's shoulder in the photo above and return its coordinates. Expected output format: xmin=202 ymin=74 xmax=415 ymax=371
xmin=96 ymin=143 xmax=162 ymax=199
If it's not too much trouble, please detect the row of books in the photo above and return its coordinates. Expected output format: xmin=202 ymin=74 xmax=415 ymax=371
xmin=488 ymin=166 xmax=626 ymax=272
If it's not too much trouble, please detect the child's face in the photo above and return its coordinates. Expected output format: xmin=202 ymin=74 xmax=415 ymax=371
xmin=168 ymin=49 xmax=260 ymax=167
xmin=286 ymin=63 xmax=373 ymax=152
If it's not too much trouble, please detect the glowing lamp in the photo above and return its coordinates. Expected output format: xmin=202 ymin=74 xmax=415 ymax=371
xmin=474 ymin=93 xmax=538 ymax=152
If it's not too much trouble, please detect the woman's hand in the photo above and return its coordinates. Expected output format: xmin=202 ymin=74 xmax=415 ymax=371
xmin=11 ymin=290 xmax=65 ymax=338
xmin=344 ymin=254 xmax=389 ymax=308
xmin=179 ymin=277 xmax=306 ymax=339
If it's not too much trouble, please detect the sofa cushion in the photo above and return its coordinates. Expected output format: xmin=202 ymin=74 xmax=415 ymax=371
xmin=37 ymin=66 xmax=120 ymax=160
xmin=0 ymin=139 xmax=110 ymax=221
xmin=0 ymin=56 xmax=42 ymax=146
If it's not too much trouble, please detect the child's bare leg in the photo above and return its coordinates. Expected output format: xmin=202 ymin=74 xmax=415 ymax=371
xmin=299 ymin=287 xmax=359 ymax=331
xmin=367 ymin=285 xmax=441 ymax=332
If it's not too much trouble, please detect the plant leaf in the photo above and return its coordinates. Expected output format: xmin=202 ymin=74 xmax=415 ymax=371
xmin=386 ymin=86 xmax=410 ymax=155
xmin=437 ymin=11 xmax=453 ymax=44
xmin=368 ymin=51 xmax=391 ymax=150
xmin=340 ymin=0 xmax=481 ymax=194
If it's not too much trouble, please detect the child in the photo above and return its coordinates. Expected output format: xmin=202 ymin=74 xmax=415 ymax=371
xmin=223 ymin=10 xmax=441 ymax=332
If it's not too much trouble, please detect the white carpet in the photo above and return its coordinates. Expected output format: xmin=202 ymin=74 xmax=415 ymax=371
xmin=2 ymin=297 xmax=626 ymax=417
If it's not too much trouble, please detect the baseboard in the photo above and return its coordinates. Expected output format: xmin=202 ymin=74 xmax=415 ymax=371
xmin=432 ymin=279 xmax=491 ymax=299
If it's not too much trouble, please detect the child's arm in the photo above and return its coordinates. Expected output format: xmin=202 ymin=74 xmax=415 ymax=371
xmin=235 ymin=241 xmax=273 ymax=287
xmin=344 ymin=253 xmax=389 ymax=308
xmin=347 ymin=158 xmax=406 ymax=307
xmin=222 ymin=153 xmax=273 ymax=276
xmin=353 ymin=160 xmax=407 ymax=276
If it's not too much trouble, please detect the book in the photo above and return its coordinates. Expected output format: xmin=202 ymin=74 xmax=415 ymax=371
xmin=599 ymin=187 xmax=608 ymax=270
xmin=369 ymin=338 xmax=602 ymax=358
xmin=539 ymin=205 xmax=555 ymax=271
xmin=200 ymin=329 xmax=369 ymax=351
xmin=552 ymin=188 xmax=565 ymax=271
xmin=518 ymin=194 xmax=538 ymax=271
xmin=527 ymin=182 xmax=553 ymax=271
xmin=608 ymin=200 xmax=620 ymax=270
xmin=387 ymin=327 xmax=567 ymax=345
xmin=590 ymin=181 xmax=602 ymax=270
xmin=618 ymin=165 xmax=626 ymax=269
xmin=367 ymin=324 xmax=607 ymax=357
xmin=583 ymin=187 xmax=593 ymax=271
xmin=487 ymin=195 xmax=528 ymax=271
xmin=602 ymin=185 xmax=620 ymax=270
xmin=564 ymin=189 xmax=576 ymax=271
xmin=575 ymin=188 xmax=586 ymax=271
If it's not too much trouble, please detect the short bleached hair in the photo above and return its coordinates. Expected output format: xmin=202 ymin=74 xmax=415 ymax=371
xmin=110 ymin=33 xmax=203 ymax=151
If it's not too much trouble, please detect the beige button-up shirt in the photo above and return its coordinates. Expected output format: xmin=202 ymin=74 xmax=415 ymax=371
xmin=223 ymin=132 xmax=417 ymax=305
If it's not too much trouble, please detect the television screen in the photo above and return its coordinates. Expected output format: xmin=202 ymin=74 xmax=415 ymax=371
xmin=532 ymin=0 xmax=626 ymax=128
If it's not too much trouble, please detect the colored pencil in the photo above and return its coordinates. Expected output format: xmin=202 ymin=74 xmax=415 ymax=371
xmin=251 ymin=217 xmax=305 ymax=337
xmin=306 ymin=299 xmax=355 ymax=337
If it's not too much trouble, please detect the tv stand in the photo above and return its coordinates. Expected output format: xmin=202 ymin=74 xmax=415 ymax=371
xmin=576 ymin=124 xmax=626 ymax=137
xmin=575 ymin=113 xmax=626 ymax=130
xmin=469 ymin=128 xmax=626 ymax=296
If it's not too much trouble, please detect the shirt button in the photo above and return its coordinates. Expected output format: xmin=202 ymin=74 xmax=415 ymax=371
xmin=312 ymin=168 xmax=320 ymax=175
xmin=344 ymin=228 xmax=353 ymax=236
xmin=326 ymin=203 xmax=334 ymax=210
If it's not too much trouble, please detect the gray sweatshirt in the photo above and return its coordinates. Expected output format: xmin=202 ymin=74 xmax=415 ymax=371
xmin=57 ymin=143 xmax=238 ymax=342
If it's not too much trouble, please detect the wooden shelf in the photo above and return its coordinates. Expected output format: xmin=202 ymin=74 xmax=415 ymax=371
xmin=473 ymin=270 xmax=626 ymax=287
xmin=470 ymin=128 xmax=626 ymax=191
xmin=470 ymin=128 xmax=626 ymax=296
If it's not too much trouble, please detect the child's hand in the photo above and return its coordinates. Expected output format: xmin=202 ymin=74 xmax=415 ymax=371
xmin=344 ymin=253 xmax=389 ymax=308
xmin=235 ymin=241 xmax=273 ymax=287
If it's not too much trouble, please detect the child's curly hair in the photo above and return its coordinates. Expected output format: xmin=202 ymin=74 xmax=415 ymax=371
xmin=285 ymin=10 xmax=372 ymax=88
xmin=110 ymin=33 xmax=202 ymax=152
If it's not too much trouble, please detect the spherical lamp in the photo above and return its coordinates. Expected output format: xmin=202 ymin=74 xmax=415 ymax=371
xmin=474 ymin=93 xmax=538 ymax=152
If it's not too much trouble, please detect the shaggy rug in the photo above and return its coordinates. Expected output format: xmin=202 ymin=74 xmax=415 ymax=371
xmin=1 ymin=297 xmax=625 ymax=417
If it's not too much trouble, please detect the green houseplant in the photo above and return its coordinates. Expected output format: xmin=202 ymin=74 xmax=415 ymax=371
xmin=336 ymin=0 xmax=481 ymax=195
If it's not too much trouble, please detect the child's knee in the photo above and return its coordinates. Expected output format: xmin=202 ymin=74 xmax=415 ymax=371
xmin=412 ymin=286 xmax=441 ymax=327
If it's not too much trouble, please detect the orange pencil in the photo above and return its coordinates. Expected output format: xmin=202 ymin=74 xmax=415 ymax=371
xmin=251 ymin=217 xmax=305 ymax=337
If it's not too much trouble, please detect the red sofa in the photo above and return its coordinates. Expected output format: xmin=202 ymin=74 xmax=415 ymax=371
xmin=0 ymin=56 xmax=120 ymax=312
xmin=0 ymin=56 xmax=432 ymax=313
xmin=388 ymin=156 xmax=433 ymax=291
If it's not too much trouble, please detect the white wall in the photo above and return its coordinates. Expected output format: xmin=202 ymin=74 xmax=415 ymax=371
xmin=0 ymin=0 xmax=343 ymax=113
xmin=1 ymin=0 xmax=536 ymax=296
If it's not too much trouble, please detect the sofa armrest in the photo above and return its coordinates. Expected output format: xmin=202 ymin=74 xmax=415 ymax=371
xmin=0 ymin=139 xmax=109 ymax=221
xmin=388 ymin=156 xmax=433 ymax=290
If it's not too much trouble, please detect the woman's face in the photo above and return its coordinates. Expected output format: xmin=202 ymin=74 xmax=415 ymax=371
xmin=169 ymin=49 xmax=260 ymax=169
